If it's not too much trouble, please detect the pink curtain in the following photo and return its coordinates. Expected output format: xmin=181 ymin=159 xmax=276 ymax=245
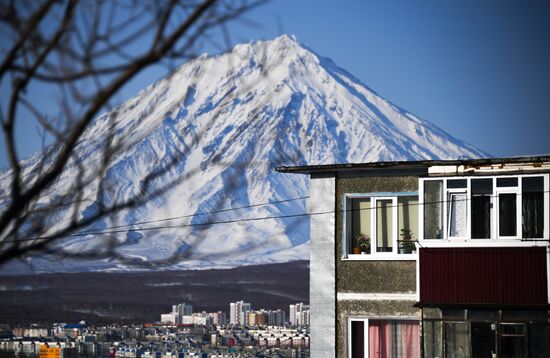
xmin=368 ymin=320 xmax=420 ymax=358
xmin=368 ymin=321 xmax=381 ymax=357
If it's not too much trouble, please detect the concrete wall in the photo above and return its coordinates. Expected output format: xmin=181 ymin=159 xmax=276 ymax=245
xmin=335 ymin=175 xmax=420 ymax=358
xmin=309 ymin=174 xmax=336 ymax=358
xmin=335 ymin=176 xmax=418 ymax=291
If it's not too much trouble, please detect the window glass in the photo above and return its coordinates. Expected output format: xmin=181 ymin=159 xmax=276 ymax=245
xmin=376 ymin=199 xmax=393 ymax=253
xmin=502 ymin=310 xmax=548 ymax=322
xmin=445 ymin=322 xmax=471 ymax=358
xmin=442 ymin=309 xmax=467 ymax=320
xmin=471 ymin=178 xmax=493 ymax=194
xmin=422 ymin=308 xmax=442 ymax=320
xmin=449 ymin=193 xmax=467 ymax=237
xmin=424 ymin=181 xmax=443 ymax=240
xmin=351 ymin=198 xmax=371 ymax=253
xmin=528 ymin=324 xmax=550 ymax=357
xmin=468 ymin=310 xmax=498 ymax=321
xmin=471 ymin=179 xmax=492 ymax=239
xmin=499 ymin=193 xmax=517 ymax=236
xmin=447 ymin=179 xmax=467 ymax=188
xmin=423 ymin=321 xmax=442 ymax=358
xmin=350 ymin=320 xmax=364 ymax=358
xmin=499 ymin=324 xmax=525 ymax=358
xmin=471 ymin=322 xmax=495 ymax=358
xmin=398 ymin=196 xmax=418 ymax=253
xmin=497 ymin=177 xmax=518 ymax=187
xmin=522 ymin=176 xmax=544 ymax=238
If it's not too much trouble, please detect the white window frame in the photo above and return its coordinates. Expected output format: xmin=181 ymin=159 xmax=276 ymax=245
xmin=495 ymin=185 xmax=521 ymax=240
xmin=347 ymin=318 xmax=368 ymax=358
xmin=372 ymin=196 xmax=398 ymax=255
xmin=419 ymin=173 xmax=550 ymax=246
xmin=342 ymin=192 xmax=418 ymax=260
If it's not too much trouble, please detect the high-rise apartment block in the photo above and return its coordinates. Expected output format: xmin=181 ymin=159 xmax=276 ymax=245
xmin=229 ymin=300 xmax=251 ymax=325
xmin=289 ymin=302 xmax=309 ymax=326
xmin=160 ymin=302 xmax=193 ymax=324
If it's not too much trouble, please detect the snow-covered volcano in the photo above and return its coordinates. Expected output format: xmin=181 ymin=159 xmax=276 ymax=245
xmin=0 ymin=35 xmax=486 ymax=273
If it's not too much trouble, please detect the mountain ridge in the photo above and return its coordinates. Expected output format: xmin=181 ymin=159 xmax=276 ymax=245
xmin=0 ymin=35 xmax=488 ymax=273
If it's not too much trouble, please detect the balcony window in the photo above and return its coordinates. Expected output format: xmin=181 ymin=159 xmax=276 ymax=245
xmin=345 ymin=193 xmax=418 ymax=257
xmin=421 ymin=174 xmax=548 ymax=241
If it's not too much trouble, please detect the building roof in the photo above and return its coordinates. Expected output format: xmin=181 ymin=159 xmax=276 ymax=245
xmin=275 ymin=155 xmax=550 ymax=175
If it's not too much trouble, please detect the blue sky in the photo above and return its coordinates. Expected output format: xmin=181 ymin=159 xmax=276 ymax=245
xmin=234 ymin=0 xmax=549 ymax=158
xmin=1 ymin=0 xmax=549 ymax=168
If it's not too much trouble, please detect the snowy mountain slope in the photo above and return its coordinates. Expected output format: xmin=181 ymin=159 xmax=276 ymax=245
xmin=0 ymin=35 xmax=487 ymax=273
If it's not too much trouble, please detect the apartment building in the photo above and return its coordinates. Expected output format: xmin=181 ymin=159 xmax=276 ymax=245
xmin=278 ymin=156 xmax=550 ymax=358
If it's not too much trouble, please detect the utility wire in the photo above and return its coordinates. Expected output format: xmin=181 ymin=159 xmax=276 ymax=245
xmin=5 ymin=189 xmax=549 ymax=243
xmin=73 ymin=195 xmax=310 ymax=235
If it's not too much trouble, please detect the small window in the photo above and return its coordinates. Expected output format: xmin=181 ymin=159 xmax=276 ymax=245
xmin=497 ymin=177 xmax=518 ymax=187
xmin=347 ymin=194 xmax=417 ymax=256
xmin=447 ymin=179 xmax=467 ymax=189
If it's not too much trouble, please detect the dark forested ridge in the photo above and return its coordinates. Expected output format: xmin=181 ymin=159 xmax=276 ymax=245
xmin=0 ymin=261 xmax=308 ymax=324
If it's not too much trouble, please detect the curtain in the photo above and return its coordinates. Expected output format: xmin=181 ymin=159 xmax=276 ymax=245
xmin=522 ymin=192 xmax=543 ymax=238
xmin=449 ymin=193 xmax=467 ymax=237
xmin=368 ymin=321 xmax=420 ymax=358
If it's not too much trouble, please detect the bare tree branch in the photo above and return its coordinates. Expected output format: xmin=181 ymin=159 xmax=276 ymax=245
xmin=0 ymin=0 xmax=272 ymax=268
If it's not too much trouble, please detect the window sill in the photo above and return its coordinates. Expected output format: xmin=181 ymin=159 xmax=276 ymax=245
xmin=419 ymin=239 xmax=550 ymax=248
xmin=343 ymin=254 xmax=418 ymax=261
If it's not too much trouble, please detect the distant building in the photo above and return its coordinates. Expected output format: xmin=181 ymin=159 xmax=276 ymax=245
xmin=289 ymin=303 xmax=309 ymax=326
xmin=267 ymin=309 xmax=286 ymax=326
xmin=172 ymin=302 xmax=193 ymax=316
xmin=160 ymin=302 xmax=193 ymax=324
xmin=208 ymin=311 xmax=226 ymax=326
xmin=160 ymin=313 xmax=177 ymax=324
xmin=229 ymin=301 xmax=251 ymax=325
xmin=247 ymin=311 xmax=268 ymax=327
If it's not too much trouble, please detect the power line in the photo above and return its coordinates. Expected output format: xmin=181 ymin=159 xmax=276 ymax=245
xmin=7 ymin=189 xmax=549 ymax=243
xmin=74 ymin=195 xmax=310 ymax=235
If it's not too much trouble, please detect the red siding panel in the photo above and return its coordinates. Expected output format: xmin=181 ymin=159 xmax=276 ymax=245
xmin=419 ymin=247 xmax=548 ymax=305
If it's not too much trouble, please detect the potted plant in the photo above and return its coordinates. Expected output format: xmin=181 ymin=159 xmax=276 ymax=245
xmin=355 ymin=233 xmax=370 ymax=254
xmin=400 ymin=229 xmax=416 ymax=254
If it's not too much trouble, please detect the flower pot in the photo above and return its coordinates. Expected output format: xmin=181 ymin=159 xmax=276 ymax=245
xmin=352 ymin=247 xmax=361 ymax=254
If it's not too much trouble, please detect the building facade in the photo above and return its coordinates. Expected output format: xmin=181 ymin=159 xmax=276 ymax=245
xmin=278 ymin=156 xmax=550 ymax=358
xmin=229 ymin=301 xmax=251 ymax=325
